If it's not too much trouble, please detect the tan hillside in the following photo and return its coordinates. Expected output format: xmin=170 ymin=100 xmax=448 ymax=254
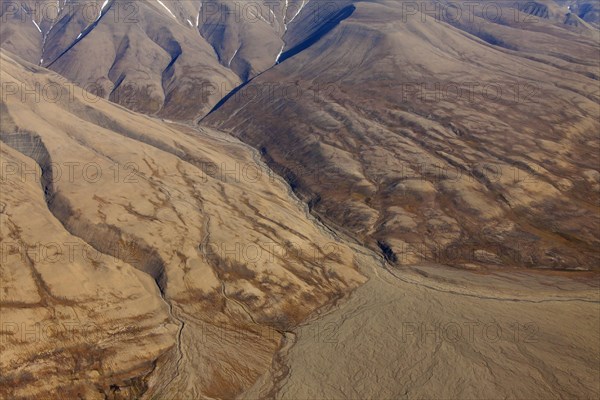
xmin=0 ymin=50 xmax=364 ymax=398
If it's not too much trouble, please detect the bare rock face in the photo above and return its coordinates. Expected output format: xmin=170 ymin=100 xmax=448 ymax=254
xmin=205 ymin=0 xmax=600 ymax=271
xmin=0 ymin=51 xmax=365 ymax=398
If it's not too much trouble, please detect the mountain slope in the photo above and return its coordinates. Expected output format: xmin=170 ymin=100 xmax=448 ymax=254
xmin=0 ymin=0 xmax=325 ymax=120
xmin=205 ymin=0 xmax=600 ymax=271
xmin=1 ymin=1 xmax=599 ymax=398
xmin=0 ymin=50 xmax=365 ymax=398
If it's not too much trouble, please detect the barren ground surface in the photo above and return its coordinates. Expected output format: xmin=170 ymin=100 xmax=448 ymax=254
xmin=0 ymin=1 xmax=599 ymax=399
xmin=243 ymin=249 xmax=600 ymax=399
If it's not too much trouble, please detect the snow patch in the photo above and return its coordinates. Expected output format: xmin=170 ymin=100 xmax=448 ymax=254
xmin=228 ymin=47 xmax=240 ymax=67
xmin=275 ymin=43 xmax=285 ymax=63
xmin=21 ymin=5 xmax=42 ymax=34
xmin=156 ymin=0 xmax=177 ymax=19
xmin=99 ymin=0 xmax=109 ymax=17
xmin=70 ymin=0 xmax=111 ymax=47
xmin=32 ymin=19 xmax=42 ymax=33
xmin=289 ymin=0 xmax=308 ymax=24
xmin=283 ymin=0 xmax=289 ymax=31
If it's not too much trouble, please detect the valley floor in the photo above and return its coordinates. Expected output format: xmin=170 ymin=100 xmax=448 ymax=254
xmin=242 ymin=244 xmax=600 ymax=399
